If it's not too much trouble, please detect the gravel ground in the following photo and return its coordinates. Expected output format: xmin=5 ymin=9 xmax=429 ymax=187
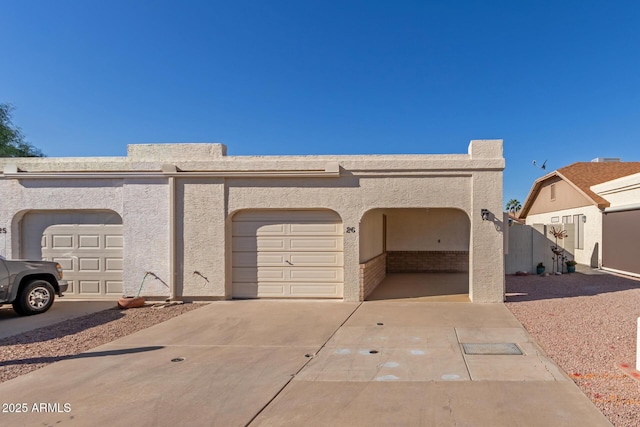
xmin=0 ymin=302 xmax=205 ymax=384
xmin=505 ymin=270 xmax=640 ymax=427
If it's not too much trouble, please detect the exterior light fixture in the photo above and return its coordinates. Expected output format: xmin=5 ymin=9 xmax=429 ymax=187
xmin=481 ymin=209 xmax=490 ymax=221
xmin=582 ymin=216 xmax=587 ymax=223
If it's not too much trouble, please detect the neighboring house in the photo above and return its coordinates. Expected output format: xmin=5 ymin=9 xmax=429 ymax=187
xmin=0 ymin=140 xmax=505 ymax=302
xmin=518 ymin=159 xmax=640 ymax=276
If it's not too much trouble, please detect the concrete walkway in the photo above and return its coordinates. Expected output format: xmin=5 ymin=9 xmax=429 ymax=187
xmin=0 ymin=300 xmax=611 ymax=426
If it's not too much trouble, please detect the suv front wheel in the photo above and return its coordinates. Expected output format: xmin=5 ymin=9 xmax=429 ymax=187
xmin=13 ymin=280 xmax=55 ymax=315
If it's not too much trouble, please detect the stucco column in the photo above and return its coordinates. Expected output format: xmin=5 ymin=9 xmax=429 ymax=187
xmin=469 ymin=171 xmax=505 ymax=302
xmin=340 ymin=210 xmax=361 ymax=302
xmin=177 ymin=179 xmax=227 ymax=299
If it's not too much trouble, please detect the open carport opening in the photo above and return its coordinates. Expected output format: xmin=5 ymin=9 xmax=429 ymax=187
xmin=359 ymin=208 xmax=469 ymax=302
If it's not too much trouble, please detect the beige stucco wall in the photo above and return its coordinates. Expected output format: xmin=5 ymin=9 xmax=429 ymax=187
xmin=176 ymin=179 xmax=226 ymax=298
xmin=528 ymin=178 xmax=592 ymax=215
xmin=122 ymin=179 xmax=171 ymax=296
xmin=386 ymin=208 xmax=469 ymax=251
xmin=359 ymin=209 xmax=384 ymax=263
xmin=526 ymin=205 xmax=602 ymax=267
xmin=0 ymin=139 xmax=505 ymax=302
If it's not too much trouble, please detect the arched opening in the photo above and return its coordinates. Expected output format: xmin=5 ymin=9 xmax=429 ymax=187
xmin=359 ymin=208 xmax=470 ymax=301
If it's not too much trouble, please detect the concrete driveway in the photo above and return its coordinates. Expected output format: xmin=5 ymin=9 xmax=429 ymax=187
xmin=0 ymin=300 xmax=117 ymax=340
xmin=0 ymin=300 xmax=611 ymax=426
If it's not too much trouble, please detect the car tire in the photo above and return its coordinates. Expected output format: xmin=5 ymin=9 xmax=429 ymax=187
xmin=13 ymin=280 xmax=55 ymax=316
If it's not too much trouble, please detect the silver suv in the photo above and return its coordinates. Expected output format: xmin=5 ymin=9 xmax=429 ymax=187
xmin=0 ymin=257 xmax=69 ymax=315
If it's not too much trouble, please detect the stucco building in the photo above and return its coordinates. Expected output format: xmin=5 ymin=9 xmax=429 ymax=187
xmin=0 ymin=139 xmax=505 ymax=302
xmin=519 ymin=159 xmax=640 ymax=276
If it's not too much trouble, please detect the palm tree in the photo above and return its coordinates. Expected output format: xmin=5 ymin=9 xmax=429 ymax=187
xmin=506 ymin=199 xmax=521 ymax=214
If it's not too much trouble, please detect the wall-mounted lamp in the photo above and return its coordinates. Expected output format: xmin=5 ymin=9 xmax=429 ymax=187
xmin=481 ymin=209 xmax=490 ymax=221
xmin=582 ymin=216 xmax=587 ymax=223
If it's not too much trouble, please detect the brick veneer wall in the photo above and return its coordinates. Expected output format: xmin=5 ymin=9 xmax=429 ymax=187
xmin=386 ymin=251 xmax=469 ymax=273
xmin=359 ymin=253 xmax=387 ymax=300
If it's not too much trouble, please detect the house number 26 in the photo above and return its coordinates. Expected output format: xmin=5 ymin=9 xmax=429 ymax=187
xmin=346 ymin=227 xmax=356 ymax=233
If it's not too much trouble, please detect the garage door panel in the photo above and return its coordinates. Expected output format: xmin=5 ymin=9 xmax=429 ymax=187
xmin=234 ymin=222 xmax=340 ymax=237
xmin=78 ymin=235 xmax=100 ymax=248
xmin=78 ymin=258 xmax=100 ymax=272
xmin=54 ymin=257 xmax=74 ymax=271
xmin=233 ymin=237 xmax=286 ymax=252
xmin=289 ymin=223 xmax=341 ymax=235
xmin=234 ymin=236 xmax=343 ymax=252
xmin=233 ymin=252 xmax=342 ymax=267
xmin=233 ymin=267 xmax=286 ymax=282
xmin=290 ymin=284 xmax=342 ymax=297
xmin=233 ymin=283 xmax=286 ymax=298
xmin=232 ymin=210 xmax=343 ymax=299
xmin=105 ymin=281 xmax=123 ymax=294
xmin=34 ymin=219 xmax=123 ymax=298
xmin=105 ymin=235 xmax=123 ymax=249
xmin=234 ymin=267 xmax=342 ymax=283
xmin=52 ymin=235 xmax=74 ymax=249
xmin=105 ymin=258 xmax=123 ymax=272
xmin=289 ymin=237 xmax=342 ymax=251
xmin=233 ymin=222 xmax=287 ymax=236
xmin=233 ymin=282 xmax=341 ymax=298
xmin=289 ymin=253 xmax=343 ymax=266
xmin=289 ymin=268 xmax=343 ymax=281
xmin=79 ymin=281 xmax=100 ymax=294
xmin=234 ymin=210 xmax=341 ymax=222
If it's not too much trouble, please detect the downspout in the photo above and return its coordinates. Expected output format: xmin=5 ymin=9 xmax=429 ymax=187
xmin=169 ymin=175 xmax=176 ymax=300
xmin=163 ymin=165 xmax=177 ymax=301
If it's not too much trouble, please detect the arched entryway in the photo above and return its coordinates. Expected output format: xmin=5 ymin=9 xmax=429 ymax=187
xmin=359 ymin=208 xmax=470 ymax=301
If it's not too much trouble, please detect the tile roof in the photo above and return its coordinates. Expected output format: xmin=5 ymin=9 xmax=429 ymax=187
xmin=519 ymin=161 xmax=640 ymax=218
xmin=557 ymin=162 xmax=640 ymax=206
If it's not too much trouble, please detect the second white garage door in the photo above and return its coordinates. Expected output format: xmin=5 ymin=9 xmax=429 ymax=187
xmin=232 ymin=210 xmax=343 ymax=298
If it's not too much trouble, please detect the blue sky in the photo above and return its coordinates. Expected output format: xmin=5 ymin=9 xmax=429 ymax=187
xmin=2 ymin=1 xmax=639 ymax=206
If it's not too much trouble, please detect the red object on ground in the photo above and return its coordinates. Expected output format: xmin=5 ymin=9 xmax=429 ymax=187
xmin=616 ymin=363 xmax=640 ymax=382
xmin=117 ymin=296 xmax=145 ymax=309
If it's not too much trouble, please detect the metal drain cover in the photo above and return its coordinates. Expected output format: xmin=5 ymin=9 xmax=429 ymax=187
xmin=462 ymin=343 xmax=523 ymax=355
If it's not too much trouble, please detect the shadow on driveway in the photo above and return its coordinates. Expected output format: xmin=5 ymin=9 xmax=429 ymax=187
xmin=0 ymin=346 xmax=164 ymax=367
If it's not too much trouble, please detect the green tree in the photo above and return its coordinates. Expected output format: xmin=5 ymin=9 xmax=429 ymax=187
xmin=505 ymin=199 xmax=522 ymax=213
xmin=0 ymin=103 xmax=44 ymax=157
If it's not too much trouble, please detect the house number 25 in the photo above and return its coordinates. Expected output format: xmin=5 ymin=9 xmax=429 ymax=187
xmin=0 ymin=228 xmax=7 ymax=234
xmin=346 ymin=227 xmax=356 ymax=233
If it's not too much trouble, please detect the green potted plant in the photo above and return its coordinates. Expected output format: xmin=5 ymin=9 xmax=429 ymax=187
xmin=565 ymin=260 xmax=577 ymax=273
xmin=536 ymin=262 xmax=545 ymax=275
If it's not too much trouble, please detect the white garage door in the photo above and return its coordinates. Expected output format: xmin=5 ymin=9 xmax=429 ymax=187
xmin=42 ymin=224 xmax=123 ymax=297
xmin=232 ymin=210 xmax=343 ymax=298
xmin=22 ymin=212 xmax=123 ymax=298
